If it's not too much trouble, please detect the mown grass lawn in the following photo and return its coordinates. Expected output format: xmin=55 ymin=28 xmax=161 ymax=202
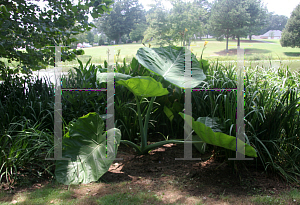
xmin=1 ymin=38 xmax=300 ymax=72
xmin=76 ymin=39 xmax=300 ymax=61
xmin=58 ymin=38 xmax=300 ymax=71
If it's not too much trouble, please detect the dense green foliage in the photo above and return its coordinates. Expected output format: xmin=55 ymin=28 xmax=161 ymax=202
xmin=0 ymin=66 xmax=55 ymax=186
xmin=0 ymin=0 xmax=113 ymax=72
xmin=1 ymin=50 xmax=300 ymax=186
xmin=129 ymin=22 xmax=148 ymax=42
xmin=280 ymin=3 xmax=300 ymax=48
xmin=142 ymin=2 xmax=172 ymax=46
xmin=0 ymin=66 xmax=55 ymax=133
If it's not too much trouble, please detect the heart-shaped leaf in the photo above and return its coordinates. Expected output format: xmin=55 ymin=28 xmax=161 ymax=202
xmin=136 ymin=46 xmax=206 ymax=88
xmin=55 ymin=113 xmax=121 ymax=185
xmin=116 ymin=76 xmax=169 ymax=97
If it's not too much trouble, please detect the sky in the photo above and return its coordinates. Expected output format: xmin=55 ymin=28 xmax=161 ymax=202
xmin=33 ymin=0 xmax=300 ymax=21
xmin=139 ymin=0 xmax=300 ymax=18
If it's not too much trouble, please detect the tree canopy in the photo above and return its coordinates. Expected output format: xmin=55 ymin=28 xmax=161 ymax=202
xmin=129 ymin=22 xmax=148 ymax=42
xmin=168 ymin=0 xmax=207 ymax=46
xmin=143 ymin=1 xmax=172 ymax=46
xmin=143 ymin=0 xmax=208 ymax=46
xmin=94 ymin=0 xmax=146 ymax=44
xmin=209 ymin=0 xmax=267 ymax=51
xmin=280 ymin=4 xmax=300 ymax=48
xmin=0 ymin=0 xmax=113 ymax=72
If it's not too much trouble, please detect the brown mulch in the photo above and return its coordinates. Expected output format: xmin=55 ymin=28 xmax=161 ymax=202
xmin=2 ymin=140 xmax=299 ymax=204
xmin=102 ymin=142 xmax=298 ymax=197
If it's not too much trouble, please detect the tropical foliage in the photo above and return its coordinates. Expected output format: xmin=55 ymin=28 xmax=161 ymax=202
xmin=1 ymin=44 xmax=300 ymax=187
xmin=55 ymin=113 xmax=121 ymax=185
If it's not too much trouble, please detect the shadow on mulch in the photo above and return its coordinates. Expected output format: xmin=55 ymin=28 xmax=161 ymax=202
xmin=101 ymin=143 xmax=299 ymax=197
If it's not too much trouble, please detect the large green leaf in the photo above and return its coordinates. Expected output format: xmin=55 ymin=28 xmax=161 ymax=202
xmin=116 ymin=76 xmax=169 ymax=97
xmin=135 ymin=46 xmax=206 ymax=88
xmin=179 ymin=113 xmax=257 ymax=157
xmin=55 ymin=113 xmax=121 ymax=185
xmin=192 ymin=117 xmax=222 ymax=154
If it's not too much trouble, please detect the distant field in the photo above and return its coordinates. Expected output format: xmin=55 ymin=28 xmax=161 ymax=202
xmin=75 ymin=38 xmax=300 ymax=62
xmin=66 ymin=38 xmax=300 ymax=71
xmin=1 ymin=38 xmax=300 ymax=71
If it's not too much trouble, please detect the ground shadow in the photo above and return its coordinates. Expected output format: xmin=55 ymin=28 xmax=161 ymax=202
xmin=228 ymin=39 xmax=274 ymax=44
xmin=215 ymin=48 xmax=271 ymax=56
xmin=99 ymin=143 xmax=294 ymax=198
xmin=284 ymin=52 xmax=300 ymax=57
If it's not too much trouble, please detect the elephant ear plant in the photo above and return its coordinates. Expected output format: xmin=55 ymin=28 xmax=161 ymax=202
xmin=97 ymin=46 xmax=257 ymax=157
xmin=55 ymin=113 xmax=121 ymax=185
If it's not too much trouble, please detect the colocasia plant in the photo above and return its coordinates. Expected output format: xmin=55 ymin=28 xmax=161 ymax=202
xmin=97 ymin=45 xmax=257 ymax=157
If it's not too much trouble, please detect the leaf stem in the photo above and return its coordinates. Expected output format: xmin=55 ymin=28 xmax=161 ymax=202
xmin=135 ymin=95 xmax=146 ymax=150
xmin=143 ymin=96 xmax=156 ymax=145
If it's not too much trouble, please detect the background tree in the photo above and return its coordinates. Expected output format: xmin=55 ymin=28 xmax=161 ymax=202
xmin=193 ymin=0 xmax=213 ymax=38
xmin=209 ymin=0 xmax=237 ymax=52
xmin=230 ymin=0 xmax=267 ymax=46
xmin=245 ymin=0 xmax=268 ymax=40
xmin=209 ymin=0 xmax=267 ymax=51
xmin=129 ymin=22 xmax=148 ymax=42
xmin=94 ymin=0 xmax=146 ymax=44
xmin=168 ymin=0 xmax=207 ymax=46
xmin=0 ymin=0 xmax=113 ymax=72
xmin=280 ymin=3 xmax=300 ymax=48
xmin=259 ymin=13 xmax=289 ymax=35
xmin=72 ymin=32 xmax=87 ymax=44
xmin=143 ymin=1 xmax=172 ymax=46
xmin=86 ymin=31 xmax=95 ymax=44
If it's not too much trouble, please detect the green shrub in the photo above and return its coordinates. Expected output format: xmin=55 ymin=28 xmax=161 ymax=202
xmin=0 ymin=118 xmax=55 ymax=187
xmin=0 ymin=65 xmax=55 ymax=133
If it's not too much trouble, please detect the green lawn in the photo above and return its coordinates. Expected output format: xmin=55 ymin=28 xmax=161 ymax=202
xmin=80 ymin=39 xmax=300 ymax=61
xmin=72 ymin=39 xmax=300 ymax=71
xmin=1 ymin=38 xmax=300 ymax=71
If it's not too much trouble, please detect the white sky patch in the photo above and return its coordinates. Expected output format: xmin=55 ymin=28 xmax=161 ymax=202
xmin=261 ymin=0 xmax=299 ymax=17
xmin=139 ymin=0 xmax=299 ymax=18
xmin=20 ymin=0 xmax=300 ymax=22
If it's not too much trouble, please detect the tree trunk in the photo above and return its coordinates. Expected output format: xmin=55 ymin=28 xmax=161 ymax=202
xmin=237 ymin=36 xmax=240 ymax=47
xmin=226 ymin=36 xmax=229 ymax=53
xmin=118 ymin=33 xmax=121 ymax=44
xmin=249 ymin=35 xmax=252 ymax=40
xmin=226 ymin=29 xmax=229 ymax=53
